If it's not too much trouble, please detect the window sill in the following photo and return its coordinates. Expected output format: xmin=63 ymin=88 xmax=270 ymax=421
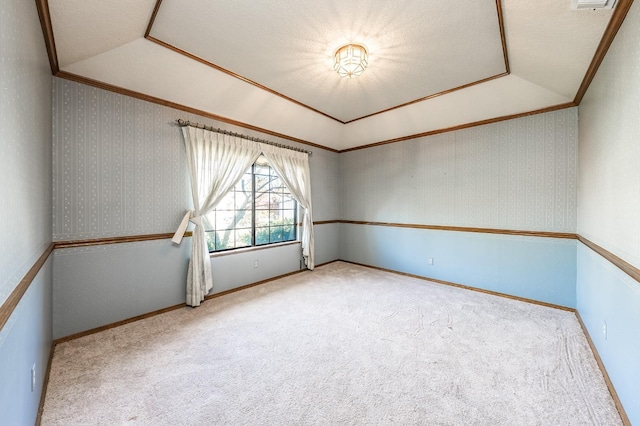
xmin=209 ymin=240 xmax=301 ymax=258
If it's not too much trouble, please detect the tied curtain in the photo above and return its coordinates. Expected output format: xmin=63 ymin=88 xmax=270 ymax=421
xmin=172 ymin=126 xmax=261 ymax=306
xmin=172 ymin=125 xmax=315 ymax=307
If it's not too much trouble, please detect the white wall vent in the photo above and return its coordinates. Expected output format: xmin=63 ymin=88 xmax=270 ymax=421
xmin=571 ymin=0 xmax=617 ymax=9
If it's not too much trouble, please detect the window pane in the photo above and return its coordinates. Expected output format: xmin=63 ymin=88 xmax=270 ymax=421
xmin=236 ymin=211 xmax=252 ymax=228
xmin=255 ymin=174 xmax=271 ymax=191
xmin=255 ymin=227 xmax=270 ymax=245
xmin=235 ymin=191 xmax=251 ymax=209
xmin=236 ymin=173 xmax=252 ymax=191
xmin=216 ymin=210 xmax=235 ymax=230
xmin=269 ymin=193 xmax=283 ymax=209
xmin=204 ymin=212 xmax=216 ymax=231
xmin=281 ymin=209 xmax=295 ymax=222
xmin=255 ymin=192 xmax=269 ymax=209
xmin=281 ymin=198 xmax=295 ymax=210
xmin=235 ymin=228 xmax=252 ymax=248
xmin=270 ymin=226 xmax=284 ymax=243
xmin=270 ymin=210 xmax=282 ymax=224
xmin=283 ymin=225 xmax=295 ymax=240
xmin=255 ymin=210 xmax=270 ymax=227
xmin=271 ymin=176 xmax=284 ymax=191
xmin=207 ymin=155 xmax=297 ymax=252
xmin=205 ymin=232 xmax=215 ymax=252
xmin=215 ymin=231 xmax=235 ymax=251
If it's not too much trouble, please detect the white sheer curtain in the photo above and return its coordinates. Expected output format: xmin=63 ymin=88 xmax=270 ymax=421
xmin=260 ymin=143 xmax=315 ymax=270
xmin=172 ymin=126 xmax=261 ymax=306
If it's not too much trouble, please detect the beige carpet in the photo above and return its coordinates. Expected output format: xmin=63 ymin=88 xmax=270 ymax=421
xmin=42 ymin=261 xmax=621 ymax=425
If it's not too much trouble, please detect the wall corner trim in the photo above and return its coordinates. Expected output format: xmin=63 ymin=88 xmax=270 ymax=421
xmin=573 ymin=0 xmax=635 ymax=105
xmin=35 ymin=0 xmax=59 ymax=74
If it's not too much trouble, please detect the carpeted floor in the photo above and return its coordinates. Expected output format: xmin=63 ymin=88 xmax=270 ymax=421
xmin=42 ymin=261 xmax=622 ymax=425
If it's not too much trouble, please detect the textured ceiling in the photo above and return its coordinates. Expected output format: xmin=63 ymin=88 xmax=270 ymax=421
xmin=50 ymin=0 xmax=157 ymax=68
xmin=48 ymin=0 xmax=616 ymax=150
xmin=149 ymin=0 xmax=507 ymax=123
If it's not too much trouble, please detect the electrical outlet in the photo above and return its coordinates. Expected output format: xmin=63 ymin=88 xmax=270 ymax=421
xmin=428 ymin=258 xmax=434 ymax=265
xmin=31 ymin=364 xmax=36 ymax=392
xmin=254 ymin=260 xmax=259 ymax=269
xmin=602 ymin=321 xmax=607 ymax=340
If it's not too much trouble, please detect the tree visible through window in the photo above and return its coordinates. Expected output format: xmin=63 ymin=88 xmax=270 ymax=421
xmin=204 ymin=155 xmax=297 ymax=252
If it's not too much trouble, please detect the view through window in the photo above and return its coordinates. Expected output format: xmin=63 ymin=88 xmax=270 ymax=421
xmin=205 ymin=155 xmax=297 ymax=252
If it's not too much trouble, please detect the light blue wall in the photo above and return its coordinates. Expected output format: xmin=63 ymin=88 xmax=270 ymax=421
xmin=313 ymin=223 xmax=341 ymax=266
xmin=576 ymin=244 xmax=640 ymax=423
xmin=52 ymin=237 xmax=333 ymax=339
xmin=53 ymin=241 xmax=191 ymax=339
xmin=340 ymin=224 xmax=577 ymax=308
xmin=210 ymin=242 xmax=305 ymax=293
xmin=0 ymin=0 xmax=53 ymax=424
xmin=0 ymin=260 xmax=52 ymax=425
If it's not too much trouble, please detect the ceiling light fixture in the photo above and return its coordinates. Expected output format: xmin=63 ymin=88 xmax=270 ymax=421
xmin=334 ymin=44 xmax=368 ymax=78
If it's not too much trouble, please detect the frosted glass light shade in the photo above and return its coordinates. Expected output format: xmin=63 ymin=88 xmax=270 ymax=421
xmin=334 ymin=44 xmax=368 ymax=78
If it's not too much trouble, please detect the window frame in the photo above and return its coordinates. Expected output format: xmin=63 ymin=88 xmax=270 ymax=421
xmin=205 ymin=155 xmax=298 ymax=253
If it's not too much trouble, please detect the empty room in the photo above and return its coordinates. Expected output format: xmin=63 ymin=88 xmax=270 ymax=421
xmin=1 ymin=0 xmax=639 ymax=424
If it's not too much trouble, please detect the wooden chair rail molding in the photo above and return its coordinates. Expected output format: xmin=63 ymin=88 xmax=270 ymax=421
xmin=578 ymin=236 xmax=640 ymax=284
xmin=2 ymin=227 xmax=639 ymax=339
xmin=337 ymin=220 xmax=578 ymax=239
xmin=0 ymin=244 xmax=54 ymax=332
xmin=54 ymin=232 xmax=193 ymax=249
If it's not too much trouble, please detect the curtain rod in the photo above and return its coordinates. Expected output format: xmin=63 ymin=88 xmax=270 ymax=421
xmin=175 ymin=119 xmax=312 ymax=156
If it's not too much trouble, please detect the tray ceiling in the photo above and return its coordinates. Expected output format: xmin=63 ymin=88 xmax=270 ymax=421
xmin=148 ymin=0 xmax=507 ymax=123
xmin=48 ymin=0 xmax=617 ymax=150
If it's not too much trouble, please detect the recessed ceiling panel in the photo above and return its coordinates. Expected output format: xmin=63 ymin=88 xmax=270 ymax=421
xmin=149 ymin=0 xmax=507 ymax=122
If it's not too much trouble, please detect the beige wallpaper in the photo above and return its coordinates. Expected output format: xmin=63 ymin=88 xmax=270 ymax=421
xmin=578 ymin=2 xmax=640 ymax=268
xmin=340 ymin=108 xmax=578 ymax=233
xmin=0 ymin=0 xmax=52 ymax=310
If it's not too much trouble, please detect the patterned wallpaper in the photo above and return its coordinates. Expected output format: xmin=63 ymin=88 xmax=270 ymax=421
xmin=52 ymin=79 xmax=190 ymax=240
xmin=578 ymin=2 xmax=640 ymax=268
xmin=340 ymin=108 xmax=578 ymax=233
xmin=0 ymin=0 xmax=52 ymax=309
xmin=52 ymin=78 xmax=339 ymax=241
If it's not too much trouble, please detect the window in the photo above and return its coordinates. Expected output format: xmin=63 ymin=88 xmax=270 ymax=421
xmin=204 ymin=155 xmax=297 ymax=252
